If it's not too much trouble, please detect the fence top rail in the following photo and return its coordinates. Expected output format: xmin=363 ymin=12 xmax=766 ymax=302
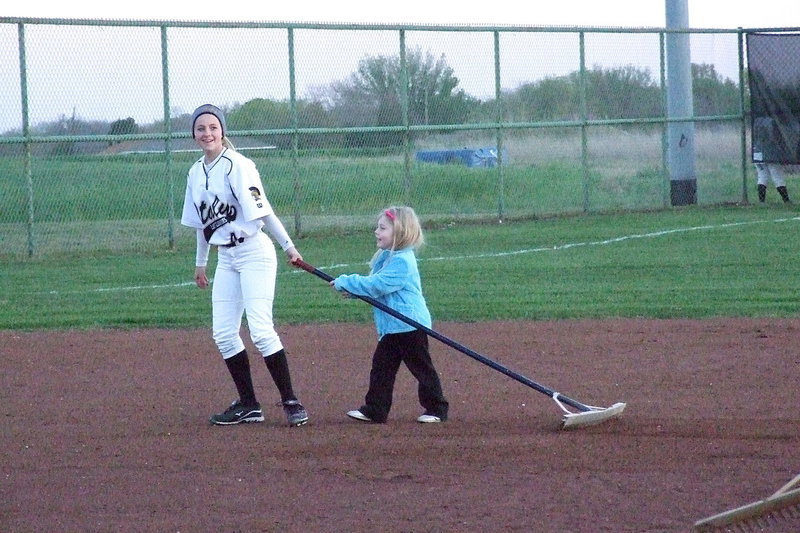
xmin=3 ymin=16 xmax=799 ymax=34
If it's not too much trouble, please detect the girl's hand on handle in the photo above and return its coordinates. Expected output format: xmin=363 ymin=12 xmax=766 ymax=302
xmin=329 ymin=279 xmax=352 ymax=299
xmin=194 ymin=266 xmax=209 ymax=289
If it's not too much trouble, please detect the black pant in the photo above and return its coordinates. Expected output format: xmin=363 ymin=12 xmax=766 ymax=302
xmin=359 ymin=330 xmax=448 ymax=422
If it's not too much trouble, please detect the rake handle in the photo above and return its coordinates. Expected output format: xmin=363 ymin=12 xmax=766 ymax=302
xmin=293 ymin=259 xmax=593 ymax=413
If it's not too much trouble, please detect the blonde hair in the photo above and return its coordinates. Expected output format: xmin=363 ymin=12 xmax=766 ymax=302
xmin=222 ymin=137 xmax=236 ymax=150
xmin=370 ymin=206 xmax=424 ymax=268
xmin=384 ymin=205 xmax=424 ymax=250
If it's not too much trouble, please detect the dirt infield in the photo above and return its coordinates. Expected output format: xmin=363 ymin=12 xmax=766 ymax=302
xmin=2 ymin=318 xmax=799 ymax=532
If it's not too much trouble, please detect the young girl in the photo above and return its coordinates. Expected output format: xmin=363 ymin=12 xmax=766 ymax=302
xmin=331 ymin=206 xmax=449 ymax=423
xmin=180 ymin=104 xmax=309 ymax=427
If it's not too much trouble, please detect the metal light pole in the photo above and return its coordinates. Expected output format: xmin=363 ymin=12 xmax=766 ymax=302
xmin=666 ymin=0 xmax=697 ymax=205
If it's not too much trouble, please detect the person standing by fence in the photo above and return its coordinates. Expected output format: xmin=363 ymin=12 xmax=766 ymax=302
xmin=753 ymin=115 xmax=792 ymax=204
xmin=180 ymin=104 xmax=309 ymax=427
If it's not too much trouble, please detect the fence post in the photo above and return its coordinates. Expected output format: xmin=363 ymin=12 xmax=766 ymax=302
xmin=579 ymin=31 xmax=590 ymax=213
xmin=660 ymin=32 xmax=670 ymax=207
xmin=18 ymin=23 xmax=34 ymax=257
xmin=399 ymin=30 xmax=412 ymax=205
xmin=494 ymin=30 xmax=505 ymax=222
xmin=737 ymin=28 xmax=749 ymax=204
xmin=160 ymin=25 xmax=176 ymax=250
xmin=288 ymin=27 xmax=302 ymax=236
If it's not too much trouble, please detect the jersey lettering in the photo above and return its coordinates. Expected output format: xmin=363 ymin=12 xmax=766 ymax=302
xmin=199 ymin=196 xmax=237 ymax=224
xmin=199 ymin=196 xmax=238 ymax=243
xmin=203 ymin=217 xmax=229 ymax=242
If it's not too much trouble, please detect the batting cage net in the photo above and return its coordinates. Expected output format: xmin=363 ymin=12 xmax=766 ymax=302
xmin=747 ymin=32 xmax=800 ymax=165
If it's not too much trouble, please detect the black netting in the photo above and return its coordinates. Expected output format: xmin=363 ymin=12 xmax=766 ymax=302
xmin=747 ymin=32 xmax=800 ymax=164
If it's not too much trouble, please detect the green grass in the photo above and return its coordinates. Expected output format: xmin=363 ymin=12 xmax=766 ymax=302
xmin=2 ymin=205 xmax=798 ymax=330
xmin=0 ymin=126 xmax=751 ymax=227
xmin=0 ymin=148 xmax=759 ymax=258
xmin=2 ymin=128 xmax=796 ymax=329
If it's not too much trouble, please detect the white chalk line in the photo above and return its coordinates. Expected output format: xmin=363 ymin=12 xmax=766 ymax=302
xmin=41 ymin=215 xmax=800 ymax=295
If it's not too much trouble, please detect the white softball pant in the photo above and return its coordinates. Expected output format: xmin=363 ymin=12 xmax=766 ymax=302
xmin=755 ymin=163 xmax=786 ymax=187
xmin=212 ymin=231 xmax=284 ymax=359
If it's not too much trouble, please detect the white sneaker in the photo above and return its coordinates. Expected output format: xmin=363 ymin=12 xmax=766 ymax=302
xmin=346 ymin=409 xmax=373 ymax=422
xmin=416 ymin=414 xmax=442 ymax=423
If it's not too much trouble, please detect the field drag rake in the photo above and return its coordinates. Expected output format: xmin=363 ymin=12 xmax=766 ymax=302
xmin=294 ymin=259 xmax=626 ymax=430
xmin=694 ymin=473 xmax=800 ymax=532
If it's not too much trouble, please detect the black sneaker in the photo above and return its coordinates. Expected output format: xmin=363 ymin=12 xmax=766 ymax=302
xmin=209 ymin=400 xmax=264 ymax=425
xmin=282 ymin=400 xmax=309 ymax=427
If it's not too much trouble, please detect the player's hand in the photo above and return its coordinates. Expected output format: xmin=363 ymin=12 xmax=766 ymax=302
xmin=287 ymin=247 xmax=303 ymax=267
xmin=194 ymin=266 xmax=209 ymax=289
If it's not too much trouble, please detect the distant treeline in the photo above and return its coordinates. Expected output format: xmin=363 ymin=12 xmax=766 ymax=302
xmin=2 ymin=48 xmax=741 ymax=157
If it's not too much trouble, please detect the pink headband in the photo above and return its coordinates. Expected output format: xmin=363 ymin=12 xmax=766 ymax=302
xmin=384 ymin=209 xmax=396 ymax=221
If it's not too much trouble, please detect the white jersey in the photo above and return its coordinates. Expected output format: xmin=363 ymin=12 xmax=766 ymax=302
xmin=180 ymin=148 xmax=274 ymax=246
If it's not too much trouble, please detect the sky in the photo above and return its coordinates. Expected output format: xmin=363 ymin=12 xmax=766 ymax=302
xmin=4 ymin=0 xmax=799 ymax=28
xmin=2 ymin=1 xmax=799 ymax=133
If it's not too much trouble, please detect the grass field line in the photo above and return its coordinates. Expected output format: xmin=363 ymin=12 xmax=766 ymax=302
xmin=41 ymin=215 xmax=800 ymax=295
xmin=424 ymin=215 xmax=800 ymax=261
xmin=45 ymin=281 xmax=198 ymax=295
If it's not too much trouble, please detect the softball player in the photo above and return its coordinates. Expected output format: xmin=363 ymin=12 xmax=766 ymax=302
xmin=180 ymin=104 xmax=309 ymax=427
xmin=753 ymin=115 xmax=792 ymax=204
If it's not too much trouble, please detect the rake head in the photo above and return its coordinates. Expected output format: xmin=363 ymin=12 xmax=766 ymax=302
xmin=552 ymin=394 xmax=627 ymax=429
xmin=693 ymin=474 xmax=800 ymax=532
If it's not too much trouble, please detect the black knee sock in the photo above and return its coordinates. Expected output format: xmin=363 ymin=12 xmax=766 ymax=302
xmin=224 ymin=349 xmax=257 ymax=406
xmin=758 ymin=184 xmax=767 ymax=202
xmin=264 ymin=349 xmax=296 ymax=403
xmin=777 ymin=186 xmax=791 ymax=203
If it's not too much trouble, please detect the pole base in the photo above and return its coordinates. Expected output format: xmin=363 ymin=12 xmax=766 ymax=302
xmin=670 ymin=179 xmax=697 ymax=206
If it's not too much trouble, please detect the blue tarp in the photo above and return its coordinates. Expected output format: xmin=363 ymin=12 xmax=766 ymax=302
xmin=415 ymin=147 xmax=506 ymax=168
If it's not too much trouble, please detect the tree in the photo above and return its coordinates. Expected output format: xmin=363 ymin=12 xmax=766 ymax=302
xmin=496 ymin=65 xmax=662 ymax=127
xmin=576 ymin=65 xmax=661 ymax=120
xmin=692 ymin=63 xmax=740 ymax=119
xmin=108 ymin=117 xmax=138 ymax=146
xmin=228 ymin=98 xmax=336 ymax=149
xmin=502 ymin=76 xmax=579 ymax=122
xmin=498 ymin=63 xmax=744 ymax=129
xmin=228 ymin=99 xmax=290 ymax=132
xmin=328 ymin=47 xmax=479 ymax=146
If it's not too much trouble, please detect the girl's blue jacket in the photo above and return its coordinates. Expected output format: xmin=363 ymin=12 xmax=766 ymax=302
xmin=333 ymin=248 xmax=431 ymax=339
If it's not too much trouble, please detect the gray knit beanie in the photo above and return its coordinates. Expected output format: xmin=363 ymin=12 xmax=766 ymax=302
xmin=190 ymin=104 xmax=226 ymax=138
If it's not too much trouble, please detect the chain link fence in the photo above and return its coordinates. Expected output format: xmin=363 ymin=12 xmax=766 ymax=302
xmin=0 ymin=18 xmax=783 ymax=258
